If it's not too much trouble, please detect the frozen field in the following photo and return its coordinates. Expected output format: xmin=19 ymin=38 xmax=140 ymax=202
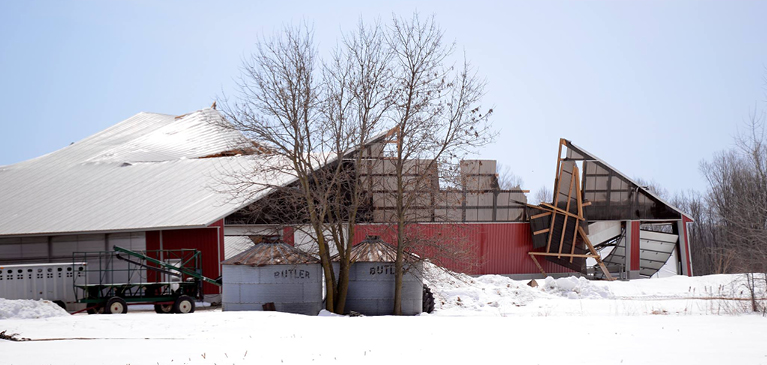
xmin=1 ymin=271 xmax=766 ymax=365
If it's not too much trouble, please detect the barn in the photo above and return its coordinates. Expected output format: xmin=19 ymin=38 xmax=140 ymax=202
xmin=0 ymin=108 xmax=295 ymax=300
xmin=0 ymin=106 xmax=693 ymax=304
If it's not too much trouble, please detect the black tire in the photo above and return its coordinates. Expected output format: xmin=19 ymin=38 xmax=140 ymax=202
xmin=105 ymin=297 xmax=128 ymax=314
xmin=154 ymin=303 xmax=173 ymax=314
xmin=53 ymin=300 xmax=67 ymax=310
xmin=422 ymin=284 xmax=435 ymax=313
xmin=173 ymin=295 xmax=195 ymax=314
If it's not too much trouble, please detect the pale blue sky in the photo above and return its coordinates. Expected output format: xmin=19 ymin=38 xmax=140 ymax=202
xmin=1 ymin=1 xmax=765 ymax=197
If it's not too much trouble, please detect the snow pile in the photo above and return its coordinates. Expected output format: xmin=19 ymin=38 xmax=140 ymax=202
xmin=422 ymin=262 xmax=767 ymax=316
xmin=422 ymin=262 xmax=549 ymax=315
xmin=0 ymin=298 xmax=69 ymax=319
xmin=540 ymin=276 xmax=613 ymax=299
xmin=423 ymin=262 xmax=618 ymax=316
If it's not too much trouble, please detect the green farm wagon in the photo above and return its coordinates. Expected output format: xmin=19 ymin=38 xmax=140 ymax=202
xmin=72 ymin=246 xmax=221 ymax=314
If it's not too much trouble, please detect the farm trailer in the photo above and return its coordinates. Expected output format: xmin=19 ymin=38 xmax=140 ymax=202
xmin=72 ymin=245 xmax=221 ymax=314
xmin=0 ymin=262 xmax=87 ymax=310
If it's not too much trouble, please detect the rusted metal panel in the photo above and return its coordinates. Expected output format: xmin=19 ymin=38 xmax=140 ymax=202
xmin=336 ymin=235 xmax=420 ymax=263
xmin=222 ymin=242 xmax=318 ymax=266
xmin=347 ymin=236 xmax=397 ymax=262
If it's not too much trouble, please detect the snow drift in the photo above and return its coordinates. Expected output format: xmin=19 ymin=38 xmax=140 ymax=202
xmin=0 ymin=298 xmax=69 ymax=320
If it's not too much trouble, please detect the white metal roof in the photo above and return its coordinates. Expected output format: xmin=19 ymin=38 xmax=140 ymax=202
xmin=0 ymin=108 xmax=292 ymax=236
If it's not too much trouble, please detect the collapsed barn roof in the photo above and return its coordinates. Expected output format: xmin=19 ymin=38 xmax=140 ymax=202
xmin=563 ymin=139 xmax=689 ymax=221
xmin=526 ymin=138 xmax=693 ymax=279
xmin=0 ymin=108 xmax=294 ymax=236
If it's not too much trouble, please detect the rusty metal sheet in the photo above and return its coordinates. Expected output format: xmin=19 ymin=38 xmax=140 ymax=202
xmin=222 ymin=242 xmax=319 ymax=266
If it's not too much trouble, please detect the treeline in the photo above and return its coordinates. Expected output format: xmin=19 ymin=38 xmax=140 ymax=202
xmin=672 ymin=117 xmax=767 ymax=277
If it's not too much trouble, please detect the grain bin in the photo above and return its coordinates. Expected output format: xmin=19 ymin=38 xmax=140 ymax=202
xmin=335 ymin=236 xmax=423 ymax=316
xmin=222 ymin=241 xmax=322 ymax=315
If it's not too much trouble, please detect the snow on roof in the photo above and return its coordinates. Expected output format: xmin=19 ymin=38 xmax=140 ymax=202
xmin=0 ymin=108 xmax=292 ymax=237
xmin=86 ymin=109 xmax=250 ymax=163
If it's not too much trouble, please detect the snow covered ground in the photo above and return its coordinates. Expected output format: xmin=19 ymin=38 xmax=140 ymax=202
xmin=1 ymin=270 xmax=766 ymax=365
xmin=423 ymin=265 xmax=767 ymax=317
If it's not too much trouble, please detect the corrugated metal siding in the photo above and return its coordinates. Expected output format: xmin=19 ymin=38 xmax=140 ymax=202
xmin=160 ymin=228 xmax=221 ymax=295
xmin=353 ymin=223 xmax=571 ymax=276
xmin=146 ymin=228 xmax=221 ymax=294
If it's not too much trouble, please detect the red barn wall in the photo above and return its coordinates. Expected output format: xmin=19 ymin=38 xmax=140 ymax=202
xmin=630 ymin=221 xmax=641 ymax=271
xmin=353 ymin=223 xmax=572 ymax=276
xmin=146 ymin=220 xmax=223 ymax=295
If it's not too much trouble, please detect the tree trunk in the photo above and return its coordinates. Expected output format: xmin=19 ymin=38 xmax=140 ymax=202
xmin=334 ymin=256 xmax=350 ymax=314
xmin=393 ymin=156 xmax=405 ymax=315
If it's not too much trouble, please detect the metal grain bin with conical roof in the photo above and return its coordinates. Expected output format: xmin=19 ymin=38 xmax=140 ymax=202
xmin=335 ymin=236 xmax=423 ymax=316
xmin=222 ymin=241 xmax=322 ymax=315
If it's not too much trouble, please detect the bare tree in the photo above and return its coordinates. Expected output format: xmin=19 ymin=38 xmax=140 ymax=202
xmin=672 ymin=190 xmax=732 ymax=275
xmin=220 ymin=14 xmax=494 ymax=315
xmin=221 ymin=22 xmax=392 ymax=314
xmin=633 ymin=177 xmax=670 ymax=200
xmin=385 ymin=14 xmax=494 ymax=315
xmin=320 ymin=20 xmax=395 ymax=313
xmin=532 ymin=185 xmax=552 ymax=205
xmin=700 ymin=110 xmax=767 ymax=311
xmin=497 ymin=164 xmax=523 ymax=190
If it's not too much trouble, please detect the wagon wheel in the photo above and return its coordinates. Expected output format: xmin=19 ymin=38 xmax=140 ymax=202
xmin=154 ymin=303 xmax=173 ymax=314
xmin=172 ymin=295 xmax=195 ymax=314
xmin=105 ymin=297 xmax=128 ymax=314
